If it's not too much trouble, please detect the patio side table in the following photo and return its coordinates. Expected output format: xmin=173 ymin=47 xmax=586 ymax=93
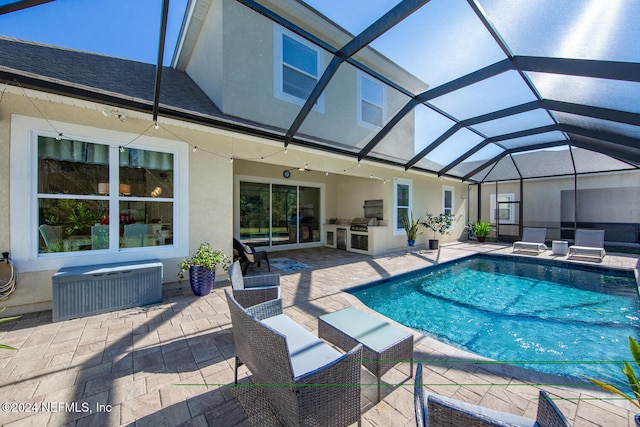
xmin=552 ymin=240 xmax=569 ymax=256
xmin=318 ymin=306 xmax=414 ymax=402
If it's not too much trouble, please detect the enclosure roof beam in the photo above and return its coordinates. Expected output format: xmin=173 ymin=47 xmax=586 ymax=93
xmin=284 ymin=0 xmax=429 ymax=146
xmin=0 ymin=0 xmax=53 ymax=15
xmin=438 ymin=124 xmax=563 ymax=176
xmin=461 ymin=141 xmax=570 ymax=181
xmin=513 ymin=56 xmax=640 ymax=83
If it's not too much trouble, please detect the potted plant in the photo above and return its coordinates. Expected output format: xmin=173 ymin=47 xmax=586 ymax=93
xmin=472 ymin=220 xmax=491 ymax=243
xmin=421 ymin=213 xmax=454 ymax=250
xmin=401 ymin=213 xmax=422 ymax=247
xmin=178 ymin=243 xmax=231 ymax=296
xmin=590 ymin=336 xmax=640 ymax=426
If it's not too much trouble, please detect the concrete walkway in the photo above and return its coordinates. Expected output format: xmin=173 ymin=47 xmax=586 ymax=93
xmin=0 ymin=242 xmax=638 ymax=426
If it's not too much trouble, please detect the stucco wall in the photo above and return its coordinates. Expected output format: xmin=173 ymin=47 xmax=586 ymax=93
xmin=474 ymin=171 xmax=640 ymax=241
xmin=186 ymin=0 xmax=224 ymax=108
xmin=2 ymin=88 xmax=458 ymax=316
xmin=0 ymin=92 xmax=233 ymax=316
xmin=233 ymin=158 xmax=468 ymax=250
xmin=182 ymin=0 xmax=419 ymax=164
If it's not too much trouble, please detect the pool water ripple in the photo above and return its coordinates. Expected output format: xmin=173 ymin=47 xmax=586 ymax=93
xmin=351 ymin=255 xmax=639 ymax=387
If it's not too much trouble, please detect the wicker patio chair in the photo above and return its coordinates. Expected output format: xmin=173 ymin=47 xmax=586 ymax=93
xmin=228 ymin=260 xmax=280 ymax=308
xmin=513 ymin=227 xmax=548 ymax=254
xmin=225 ymin=289 xmax=363 ymax=426
xmin=233 ymin=238 xmax=270 ymax=274
xmin=414 ymin=363 xmax=570 ymax=427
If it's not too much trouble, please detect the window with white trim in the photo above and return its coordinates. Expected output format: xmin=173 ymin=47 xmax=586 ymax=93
xmin=9 ymin=115 xmax=189 ymax=272
xmin=490 ymin=193 xmax=515 ymax=224
xmin=36 ymin=136 xmax=175 ymax=254
xmin=358 ymin=72 xmax=384 ymax=128
xmin=394 ymin=178 xmax=412 ymax=235
xmin=274 ymin=27 xmax=323 ymax=110
xmin=443 ymin=186 xmax=454 ymax=215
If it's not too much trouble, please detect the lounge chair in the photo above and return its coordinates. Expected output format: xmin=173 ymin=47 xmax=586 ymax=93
xmin=228 ymin=260 xmax=280 ymax=308
xmin=233 ymin=238 xmax=270 ymax=274
xmin=568 ymin=229 xmax=606 ymax=261
xmin=513 ymin=227 xmax=547 ymax=254
xmin=414 ymin=363 xmax=570 ymax=427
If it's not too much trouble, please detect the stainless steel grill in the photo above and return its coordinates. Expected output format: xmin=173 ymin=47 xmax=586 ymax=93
xmin=350 ymin=217 xmax=377 ymax=232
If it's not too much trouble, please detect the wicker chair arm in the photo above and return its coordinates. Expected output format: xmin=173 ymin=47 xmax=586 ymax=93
xmin=536 ymin=390 xmax=571 ymax=427
xmin=244 ymin=297 xmax=283 ymax=320
xmin=293 ymin=343 xmax=362 ymax=426
xmin=244 ymin=274 xmax=280 ymax=288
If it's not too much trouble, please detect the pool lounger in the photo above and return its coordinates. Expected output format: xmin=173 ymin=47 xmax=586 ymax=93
xmin=568 ymin=229 xmax=606 ymax=261
xmin=513 ymin=227 xmax=548 ymax=254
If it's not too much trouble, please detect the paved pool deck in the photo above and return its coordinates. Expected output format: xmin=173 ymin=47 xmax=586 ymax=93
xmin=0 ymin=241 xmax=638 ymax=426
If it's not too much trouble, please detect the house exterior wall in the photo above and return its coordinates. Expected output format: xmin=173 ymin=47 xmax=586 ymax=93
xmin=475 ymin=171 xmax=640 ymax=242
xmin=186 ymin=0 xmax=224 ymax=108
xmin=233 ymin=157 xmax=468 ymax=249
xmin=1 ymin=88 xmax=467 ymax=316
xmin=180 ymin=0 xmax=421 ymax=163
xmin=0 ymin=91 xmax=233 ymax=316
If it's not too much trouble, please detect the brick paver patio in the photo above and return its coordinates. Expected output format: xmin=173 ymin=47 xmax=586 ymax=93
xmin=0 ymin=242 xmax=638 ymax=426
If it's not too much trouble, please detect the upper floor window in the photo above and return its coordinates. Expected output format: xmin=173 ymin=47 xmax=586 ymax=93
xmin=358 ymin=72 xmax=384 ymax=128
xmin=274 ymin=27 xmax=324 ymax=110
xmin=394 ymin=178 xmax=412 ymax=235
xmin=443 ymin=186 xmax=454 ymax=216
xmin=37 ymin=137 xmax=175 ymax=255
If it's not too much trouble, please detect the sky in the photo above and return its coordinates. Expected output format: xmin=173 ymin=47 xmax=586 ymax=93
xmin=0 ymin=0 xmax=189 ymax=65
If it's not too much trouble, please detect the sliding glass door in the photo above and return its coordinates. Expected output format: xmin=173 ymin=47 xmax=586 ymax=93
xmin=239 ymin=180 xmax=321 ymax=247
xmin=238 ymin=182 xmax=270 ymax=246
xmin=272 ymin=184 xmax=297 ymax=246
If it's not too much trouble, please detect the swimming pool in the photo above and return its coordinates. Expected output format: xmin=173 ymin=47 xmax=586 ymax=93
xmin=349 ymin=254 xmax=640 ymax=387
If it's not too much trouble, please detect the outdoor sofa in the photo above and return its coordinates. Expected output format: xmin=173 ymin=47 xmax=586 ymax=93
xmin=414 ymin=363 xmax=570 ymax=427
xmin=225 ymin=289 xmax=363 ymax=426
xmin=513 ymin=227 xmax=548 ymax=254
xmin=228 ymin=260 xmax=280 ymax=308
xmin=568 ymin=229 xmax=606 ymax=261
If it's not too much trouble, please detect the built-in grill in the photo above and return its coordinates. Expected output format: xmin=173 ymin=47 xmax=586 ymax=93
xmin=350 ymin=217 xmax=377 ymax=232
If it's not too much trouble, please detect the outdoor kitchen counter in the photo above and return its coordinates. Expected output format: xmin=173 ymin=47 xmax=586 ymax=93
xmin=324 ymin=224 xmax=388 ymax=256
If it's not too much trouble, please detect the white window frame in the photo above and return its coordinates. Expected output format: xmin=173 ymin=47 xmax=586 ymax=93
xmin=393 ymin=178 xmax=412 ymax=236
xmin=10 ymin=115 xmax=189 ymax=272
xmin=273 ymin=26 xmax=324 ymax=112
xmin=490 ymin=193 xmax=515 ymax=225
xmin=443 ymin=185 xmax=454 ymax=216
xmin=357 ymin=71 xmax=385 ymax=129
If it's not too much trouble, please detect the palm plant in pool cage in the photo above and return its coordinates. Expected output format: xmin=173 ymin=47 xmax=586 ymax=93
xmin=590 ymin=336 xmax=640 ymax=426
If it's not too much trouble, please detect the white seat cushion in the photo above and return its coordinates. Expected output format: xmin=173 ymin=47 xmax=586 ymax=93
xmin=262 ymin=314 xmax=342 ymax=378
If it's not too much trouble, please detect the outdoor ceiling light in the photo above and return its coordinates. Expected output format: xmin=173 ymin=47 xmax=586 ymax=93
xmin=102 ymin=106 xmax=127 ymax=122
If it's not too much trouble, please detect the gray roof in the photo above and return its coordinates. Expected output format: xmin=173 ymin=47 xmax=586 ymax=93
xmin=0 ymin=36 xmax=221 ymax=116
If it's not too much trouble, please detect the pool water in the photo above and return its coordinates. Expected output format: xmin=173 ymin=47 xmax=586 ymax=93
xmin=350 ymin=255 xmax=640 ymax=387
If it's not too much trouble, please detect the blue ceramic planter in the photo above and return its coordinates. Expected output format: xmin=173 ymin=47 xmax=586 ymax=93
xmin=189 ymin=265 xmax=215 ymax=296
